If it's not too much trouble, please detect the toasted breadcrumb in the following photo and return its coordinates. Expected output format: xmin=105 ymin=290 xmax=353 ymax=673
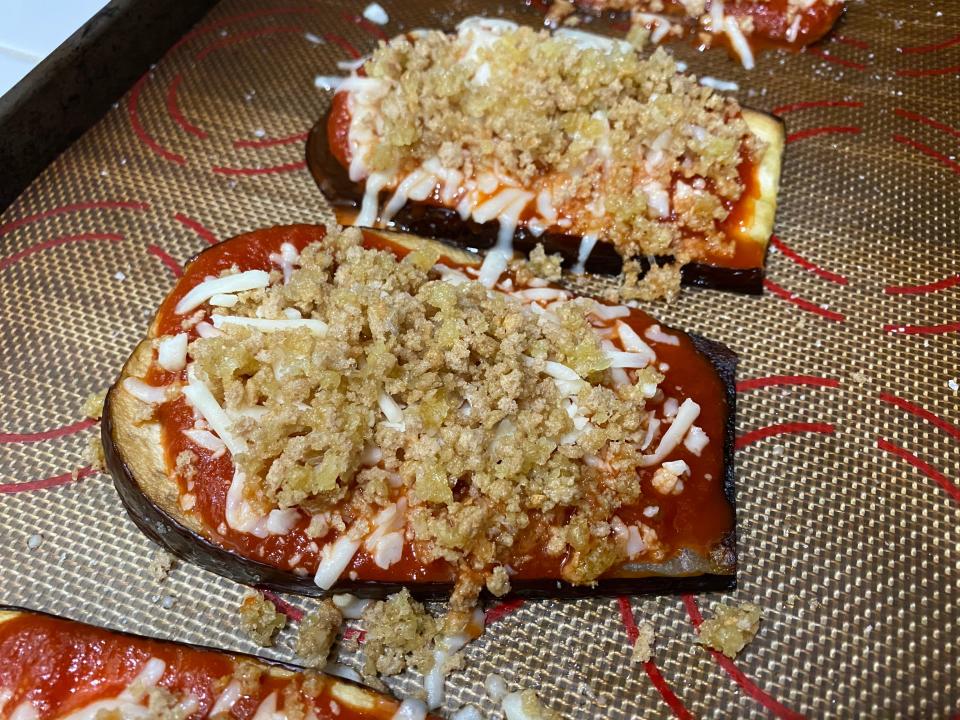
xmin=174 ymin=450 xmax=197 ymax=483
xmin=85 ymin=436 xmax=105 ymax=472
xmin=83 ymin=389 xmax=107 ymax=420
xmin=485 ymin=565 xmax=512 ymax=597
xmin=296 ymin=599 xmax=343 ymax=667
xmin=238 ymin=590 xmax=287 ymax=647
xmin=515 ymin=244 xmax=563 ymax=284
xmin=147 ymin=549 xmax=175 ymax=582
xmin=696 ymin=602 xmax=762 ymax=658
xmin=360 ymin=589 xmax=437 ymax=678
xmin=631 ymin=621 xmax=655 ymax=663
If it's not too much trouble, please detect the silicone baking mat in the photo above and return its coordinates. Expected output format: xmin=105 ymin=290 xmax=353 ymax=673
xmin=0 ymin=0 xmax=957 ymax=717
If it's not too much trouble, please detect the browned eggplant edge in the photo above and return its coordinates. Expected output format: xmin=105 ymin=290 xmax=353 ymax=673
xmin=304 ymin=113 xmax=782 ymax=295
xmin=0 ymin=605 xmax=419 ymax=711
xmin=103 ymin=235 xmax=737 ymax=601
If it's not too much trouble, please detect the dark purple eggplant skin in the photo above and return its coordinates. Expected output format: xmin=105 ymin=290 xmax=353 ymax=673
xmin=103 ymin=335 xmax=737 ymax=601
xmin=305 ymin=116 xmax=766 ymax=295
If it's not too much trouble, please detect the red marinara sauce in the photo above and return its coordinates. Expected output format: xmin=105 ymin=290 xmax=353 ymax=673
xmin=144 ymin=225 xmax=732 ymax=584
xmin=0 ymin=613 xmax=400 ymax=719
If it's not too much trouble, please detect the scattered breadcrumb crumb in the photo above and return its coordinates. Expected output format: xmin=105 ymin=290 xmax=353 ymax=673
xmin=147 ymin=549 xmax=175 ymax=582
xmin=85 ymin=436 xmax=105 ymax=472
xmin=503 ymin=688 xmax=563 ymax=720
xmin=82 ymin=389 xmax=107 ymax=420
xmin=360 ymin=589 xmax=437 ymax=678
xmin=631 ymin=621 xmax=655 ymax=663
xmin=238 ymin=590 xmax=287 ymax=647
xmin=485 ymin=565 xmax=511 ymax=597
xmin=696 ymin=602 xmax=762 ymax=658
xmin=296 ymin=599 xmax=343 ymax=667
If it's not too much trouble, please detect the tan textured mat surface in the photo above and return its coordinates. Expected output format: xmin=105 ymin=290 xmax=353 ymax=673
xmin=1 ymin=0 xmax=958 ymax=717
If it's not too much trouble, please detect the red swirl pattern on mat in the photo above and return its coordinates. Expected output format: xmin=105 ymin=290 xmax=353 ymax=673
xmin=876 ymin=439 xmax=960 ymax=505
xmin=0 ymin=201 xmax=149 ymax=236
xmin=166 ymin=73 xmax=208 ymax=139
xmin=233 ymin=132 xmax=310 ymax=149
xmin=885 ymin=274 xmax=960 ymax=295
xmin=0 ymin=467 xmax=95 ymax=495
xmin=892 ymin=134 xmax=960 ymax=175
xmin=786 ymin=126 xmax=862 ymax=144
xmin=0 ymin=419 xmax=97 ymax=444
xmin=682 ymin=595 xmax=805 ymax=720
xmin=895 ymin=66 xmax=960 ymax=78
xmin=146 ymin=244 xmax=183 ymax=277
xmin=879 ymin=393 xmax=960 ymax=444
xmin=897 ymin=33 xmax=960 ymax=54
xmin=617 ymin=597 xmax=693 ymax=720
xmin=173 ymin=213 xmax=219 ymax=245
xmin=737 ymin=375 xmax=841 ymax=392
xmin=804 ymin=46 xmax=867 ymax=71
xmin=0 ymin=233 xmax=124 ymax=272
xmin=832 ymin=35 xmax=870 ymax=50
xmin=769 ymin=236 xmax=849 ymax=285
xmin=128 ymin=6 xmax=375 ymax=175
xmin=883 ymin=321 xmax=960 ymax=336
xmin=736 ymin=422 xmax=835 ymax=450
xmin=763 ymin=279 xmax=845 ymax=322
xmin=894 ymin=109 xmax=960 ymax=140
xmin=129 ymin=73 xmax=187 ymax=165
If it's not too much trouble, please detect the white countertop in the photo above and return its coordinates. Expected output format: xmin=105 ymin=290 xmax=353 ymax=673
xmin=0 ymin=0 xmax=108 ymax=96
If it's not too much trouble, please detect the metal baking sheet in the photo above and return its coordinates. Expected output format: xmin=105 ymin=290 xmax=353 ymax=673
xmin=0 ymin=0 xmax=957 ymax=717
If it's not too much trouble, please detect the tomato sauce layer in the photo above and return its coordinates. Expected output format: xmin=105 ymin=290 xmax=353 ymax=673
xmin=0 ymin=613 xmax=401 ymax=719
xmin=146 ymin=225 xmax=733 ymax=585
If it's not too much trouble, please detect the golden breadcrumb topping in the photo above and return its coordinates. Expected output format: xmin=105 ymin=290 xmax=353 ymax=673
xmin=189 ymin=227 xmax=668 ymax=610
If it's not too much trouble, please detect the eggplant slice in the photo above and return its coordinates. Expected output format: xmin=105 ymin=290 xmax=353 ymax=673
xmin=306 ymin=108 xmax=784 ymax=295
xmin=104 ymin=228 xmax=737 ymax=599
xmin=0 ymin=606 xmax=426 ymax=718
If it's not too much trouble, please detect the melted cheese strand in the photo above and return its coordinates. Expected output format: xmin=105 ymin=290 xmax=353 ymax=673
xmin=211 ymin=316 xmax=328 ymax=334
xmin=175 ymin=270 xmax=270 ymax=315
xmin=641 ymin=398 xmax=701 ymax=467
xmin=183 ymin=365 xmax=246 ymax=456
